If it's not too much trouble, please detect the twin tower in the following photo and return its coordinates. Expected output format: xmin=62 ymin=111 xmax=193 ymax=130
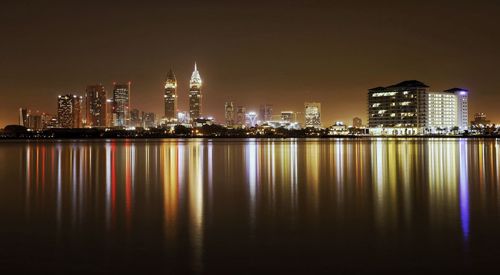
xmin=164 ymin=63 xmax=203 ymax=122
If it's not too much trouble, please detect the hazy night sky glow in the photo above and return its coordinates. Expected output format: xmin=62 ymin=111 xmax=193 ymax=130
xmin=1 ymin=0 xmax=500 ymax=127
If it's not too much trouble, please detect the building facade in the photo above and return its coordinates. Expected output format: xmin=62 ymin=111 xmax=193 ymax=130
xmin=224 ymin=102 xmax=235 ymax=127
xmin=444 ymin=88 xmax=469 ymax=130
xmin=57 ymin=94 xmax=82 ymax=128
xmin=368 ymin=80 xmax=428 ymax=135
xmin=259 ymin=104 xmax=273 ymax=123
xmin=304 ymin=102 xmax=321 ymax=128
xmin=189 ymin=63 xmax=202 ymax=121
xmin=164 ymin=69 xmax=177 ymax=121
xmin=427 ymin=91 xmax=458 ymax=131
xmin=281 ymin=111 xmax=297 ymax=123
xmin=112 ymin=82 xmax=131 ymax=127
xmin=85 ymin=84 xmax=107 ymax=127
xmin=19 ymin=108 xmax=28 ymax=127
xmin=236 ymin=106 xmax=246 ymax=127
xmin=353 ymin=117 xmax=362 ymax=128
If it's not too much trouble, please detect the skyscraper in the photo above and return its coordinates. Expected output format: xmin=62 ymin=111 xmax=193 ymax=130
xmin=368 ymin=80 xmax=428 ymax=135
xmin=259 ymin=104 xmax=273 ymax=123
xmin=164 ymin=69 xmax=177 ymax=121
xmin=85 ymin=84 xmax=107 ymax=127
xmin=189 ymin=63 xmax=202 ymax=121
xmin=445 ymin=88 xmax=469 ymax=130
xmin=19 ymin=108 xmax=28 ymax=127
xmin=236 ymin=106 xmax=246 ymax=127
xmin=57 ymin=94 xmax=82 ymax=128
xmin=225 ymin=102 xmax=235 ymax=127
xmin=304 ymin=102 xmax=321 ymax=128
xmin=113 ymin=82 xmax=131 ymax=127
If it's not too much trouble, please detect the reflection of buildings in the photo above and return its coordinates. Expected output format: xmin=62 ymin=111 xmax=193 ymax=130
xmin=304 ymin=102 xmax=321 ymax=128
xmin=57 ymin=94 xmax=82 ymax=128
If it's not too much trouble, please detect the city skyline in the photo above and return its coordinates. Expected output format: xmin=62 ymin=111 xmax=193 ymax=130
xmin=1 ymin=1 xmax=500 ymax=127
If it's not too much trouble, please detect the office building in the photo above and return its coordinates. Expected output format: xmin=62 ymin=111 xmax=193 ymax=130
xmin=19 ymin=108 xmax=28 ymax=127
xmin=130 ymin=108 xmax=141 ymax=127
xmin=259 ymin=104 xmax=273 ymax=123
xmin=445 ymin=88 xmax=469 ymax=130
xmin=113 ymin=82 xmax=131 ymax=127
xmin=368 ymin=80 xmax=428 ymax=135
xmin=236 ymin=106 xmax=246 ymax=127
xmin=427 ymin=91 xmax=458 ymax=131
xmin=246 ymin=112 xmax=258 ymax=127
xmin=189 ymin=63 xmax=202 ymax=121
xmin=85 ymin=84 xmax=107 ymax=127
xmin=142 ymin=112 xmax=156 ymax=128
xmin=57 ymin=94 xmax=82 ymax=128
xmin=471 ymin=112 xmax=490 ymax=127
xmin=281 ymin=111 xmax=297 ymax=123
xmin=304 ymin=102 xmax=321 ymax=128
xmin=164 ymin=69 xmax=177 ymax=121
xmin=225 ymin=102 xmax=235 ymax=127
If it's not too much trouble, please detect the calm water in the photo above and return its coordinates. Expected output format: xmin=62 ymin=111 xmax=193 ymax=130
xmin=1 ymin=138 xmax=500 ymax=273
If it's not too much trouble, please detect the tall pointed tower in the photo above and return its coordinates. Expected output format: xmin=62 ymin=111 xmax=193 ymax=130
xmin=164 ymin=69 xmax=177 ymax=121
xmin=189 ymin=63 xmax=203 ymax=121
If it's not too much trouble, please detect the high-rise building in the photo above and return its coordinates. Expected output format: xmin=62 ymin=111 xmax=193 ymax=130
xmin=41 ymin=113 xmax=58 ymax=129
xmin=225 ymin=102 xmax=235 ymax=127
xmin=113 ymin=82 xmax=131 ymax=127
xmin=304 ymin=102 xmax=321 ymax=128
xmin=85 ymin=84 xmax=107 ymax=127
xmin=368 ymin=80 xmax=428 ymax=135
xmin=189 ymin=63 xmax=202 ymax=121
xmin=19 ymin=108 xmax=28 ymax=127
xmin=57 ymin=94 xmax=82 ymax=128
xmin=142 ymin=112 xmax=156 ymax=128
xmin=353 ymin=117 xmax=362 ymax=128
xmin=105 ymin=99 xmax=114 ymax=127
xmin=427 ymin=91 xmax=458 ymax=131
xmin=259 ymin=104 xmax=273 ymax=123
xmin=236 ymin=106 xmax=246 ymax=127
xmin=27 ymin=111 xmax=43 ymax=130
xmin=130 ymin=108 xmax=141 ymax=127
xmin=281 ymin=111 xmax=297 ymax=123
xmin=445 ymin=88 xmax=469 ymax=130
xmin=164 ymin=69 xmax=177 ymax=121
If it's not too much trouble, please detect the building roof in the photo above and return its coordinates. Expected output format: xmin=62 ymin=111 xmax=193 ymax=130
xmin=166 ymin=68 xmax=176 ymax=81
xmin=444 ymin=87 xmax=469 ymax=93
xmin=386 ymin=80 xmax=429 ymax=89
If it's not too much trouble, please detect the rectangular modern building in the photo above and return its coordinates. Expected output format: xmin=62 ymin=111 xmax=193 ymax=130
xmin=112 ymin=82 xmax=131 ymax=127
xmin=57 ymin=94 xmax=82 ymax=128
xmin=368 ymin=80 xmax=428 ymax=135
xmin=85 ymin=84 xmax=107 ymax=127
xmin=304 ymin=102 xmax=321 ymax=128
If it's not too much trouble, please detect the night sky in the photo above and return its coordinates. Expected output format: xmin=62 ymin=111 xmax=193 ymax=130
xmin=1 ymin=0 xmax=499 ymax=127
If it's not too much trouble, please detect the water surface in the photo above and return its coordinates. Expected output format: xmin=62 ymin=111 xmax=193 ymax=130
xmin=1 ymin=138 xmax=499 ymax=273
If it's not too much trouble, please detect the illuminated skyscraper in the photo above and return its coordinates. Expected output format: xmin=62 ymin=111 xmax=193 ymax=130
xmin=245 ymin=112 xmax=258 ymax=127
xmin=304 ymin=102 xmax=321 ymax=128
xmin=113 ymin=82 xmax=131 ymax=127
xmin=189 ymin=63 xmax=202 ymax=121
xmin=225 ymin=102 xmax=235 ymax=127
xmin=57 ymin=94 xmax=82 ymax=128
xmin=164 ymin=69 xmax=177 ymax=121
xmin=85 ymin=84 xmax=107 ymax=127
xmin=105 ymin=99 xmax=114 ymax=127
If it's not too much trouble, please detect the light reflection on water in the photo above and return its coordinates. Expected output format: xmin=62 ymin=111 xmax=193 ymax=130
xmin=1 ymin=138 xmax=500 ymax=272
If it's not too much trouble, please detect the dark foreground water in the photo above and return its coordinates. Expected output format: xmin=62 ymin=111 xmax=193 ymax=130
xmin=1 ymin=138 xmax=500 ymax=273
